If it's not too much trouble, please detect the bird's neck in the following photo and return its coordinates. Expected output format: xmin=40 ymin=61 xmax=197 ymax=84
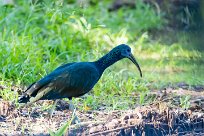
xmin=95 ymin=51 xmax=122 ymax=73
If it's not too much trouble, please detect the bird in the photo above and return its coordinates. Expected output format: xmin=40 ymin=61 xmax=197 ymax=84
xmin=18 ymin=44 xmax=142 ymax=122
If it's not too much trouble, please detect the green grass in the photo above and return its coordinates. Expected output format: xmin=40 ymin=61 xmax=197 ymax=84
xmin=0 ymin=0 xmax=203 ymax=110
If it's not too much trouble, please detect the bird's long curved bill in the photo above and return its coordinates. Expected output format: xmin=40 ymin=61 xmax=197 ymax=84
xmin=128 ymin=53 xmax=142 ymax=77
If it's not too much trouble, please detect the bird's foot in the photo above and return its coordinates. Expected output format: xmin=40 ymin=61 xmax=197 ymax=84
xmin=48 ymin=110 xmax=55 ymax=119
xmin=70 ymin=108 xmax=81 ymax=125
xmin=71 ymin=115 xmax=81 ymax=125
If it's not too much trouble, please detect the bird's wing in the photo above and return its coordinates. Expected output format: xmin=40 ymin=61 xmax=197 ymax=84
xmin=19 ymin=63 xmax=100 ymax=105
xmin=53 ymin=65 xmax=100 ymax=98
xmin=36 ymin=63 xmax=100 ymax=99
xmin=18 ymin=62 xmax=75 ymax=103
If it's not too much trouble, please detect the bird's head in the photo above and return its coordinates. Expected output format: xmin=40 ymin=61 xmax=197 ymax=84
xmin=115 ymin=44 xmax=142 ymax=77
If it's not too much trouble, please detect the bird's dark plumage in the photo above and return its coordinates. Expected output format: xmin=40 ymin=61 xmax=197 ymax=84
xmin=18 ymin=44 xmax=142 ymax=105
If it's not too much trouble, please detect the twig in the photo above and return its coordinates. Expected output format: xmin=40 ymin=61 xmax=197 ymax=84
xmin=89 ymin=124 xmax=138 ymax=136
xmin=69 ymin=120 xmax=105 ymax=129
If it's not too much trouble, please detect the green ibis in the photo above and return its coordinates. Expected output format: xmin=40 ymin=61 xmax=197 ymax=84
xmin=18 ymin=44 xmax=142 ymax=121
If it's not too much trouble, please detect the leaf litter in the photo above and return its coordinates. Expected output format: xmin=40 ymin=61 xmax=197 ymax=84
xmin=0 ymin=85 xmax=204 ymax=136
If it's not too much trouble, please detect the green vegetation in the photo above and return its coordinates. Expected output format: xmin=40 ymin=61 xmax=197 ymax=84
xmin=48 ymin=119 xmax=71 ymax=136
xmin=0 ymin=0 xmax=203 ymax=111
xmin=180 ymin=95 xmax=191 ymax=109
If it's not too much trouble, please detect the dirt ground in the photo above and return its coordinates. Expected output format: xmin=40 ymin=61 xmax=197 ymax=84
xmin=0 ymin=84 xmax=204 ymax=136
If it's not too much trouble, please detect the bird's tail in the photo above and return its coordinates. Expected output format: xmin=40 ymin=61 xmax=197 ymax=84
xmin=18 ymin=82 xmax=37 ymax=104
xmin=19 ymin=87 xmax=51 ymax=107
xmin=18 ymin=94 xmax=30 ymax=103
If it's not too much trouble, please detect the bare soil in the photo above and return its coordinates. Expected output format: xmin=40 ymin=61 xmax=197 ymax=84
xmin=0 ymin=85 xmax=204 ymax=136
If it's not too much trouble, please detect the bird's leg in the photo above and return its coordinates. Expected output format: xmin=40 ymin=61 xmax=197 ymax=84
xmin=49 ymin=99 xmax=59 ymax=118
xmin=69 ymin=99 xmax=80 ymax=124
xmin=69 ymin=99 xmax=75 ymax=111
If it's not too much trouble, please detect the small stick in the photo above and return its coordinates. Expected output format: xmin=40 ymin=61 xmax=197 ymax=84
xmin=69 ymin=120 xmax=105 ymax=129
xmin=89 ymin=124 xmax=138 ymax=136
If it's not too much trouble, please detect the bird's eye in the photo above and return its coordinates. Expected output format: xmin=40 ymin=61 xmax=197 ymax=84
xmin=127 ymin=49 xmax=130 ymax=52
